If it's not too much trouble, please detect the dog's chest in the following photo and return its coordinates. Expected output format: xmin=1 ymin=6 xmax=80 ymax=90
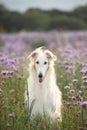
xmin=34 ymin=87 xmax=53 ymax=110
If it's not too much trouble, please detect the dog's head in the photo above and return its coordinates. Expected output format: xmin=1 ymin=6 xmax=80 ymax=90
xmin=28 ymin=47 xmax=57 ymax=83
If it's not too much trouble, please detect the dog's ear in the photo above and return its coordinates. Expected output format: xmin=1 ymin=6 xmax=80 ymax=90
xmin=27 ymin=51 xmax=37 ymax=60
xmin=46 ymin=51 xmax=57 ymax=62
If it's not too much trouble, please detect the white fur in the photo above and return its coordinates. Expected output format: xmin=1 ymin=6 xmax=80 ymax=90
xmin=25 ymin=47 xmax=62 ymax=121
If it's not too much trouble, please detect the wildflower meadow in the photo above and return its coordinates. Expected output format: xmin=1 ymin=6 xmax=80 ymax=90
xmin=0 ymin=31 xmax=87 ymax=130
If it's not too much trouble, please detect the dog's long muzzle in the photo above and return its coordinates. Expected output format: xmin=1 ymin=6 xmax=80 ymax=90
xmin=38 ymin=73 xmax=43 ymax=83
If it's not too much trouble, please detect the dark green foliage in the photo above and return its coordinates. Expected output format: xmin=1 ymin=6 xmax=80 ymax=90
xmin=0 ymin=5 xmax=87 ymax=32
xmin=31 ymin=38 xmax=46 ymax=49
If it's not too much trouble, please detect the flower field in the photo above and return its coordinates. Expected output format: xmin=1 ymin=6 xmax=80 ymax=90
xmin=0 ymin=31 xmax=87 ymax=130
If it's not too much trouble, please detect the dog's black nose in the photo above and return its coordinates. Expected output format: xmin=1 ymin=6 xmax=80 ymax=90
xmin=38 ymin=73 xmax=43 ymax=78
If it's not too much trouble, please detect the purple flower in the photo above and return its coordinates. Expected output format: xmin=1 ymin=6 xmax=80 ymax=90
xmin=83 ymin=80 xmax=87 ymax=84
xmin=80 ymin=101 xmax=87 ymax=109
xmin=70 ymin=96 xmax=76 ymax=101
xmin=64 ymin=86 xmax=70 ymax=90
xmin=1 ymin=70 xmax=14 ymax=76
xmin=80 ymin=68 xmax=87 ymax=74
xmin=8 ymin=113 xmax=15 ymax=118
xmin=70 ymin=89 xmax=75 ymax=94
xmin=73 ymin=79 xmax=78 ymax=83
xmin=82 ymin=76 xmax=87 ymax=80
xmin=79 ymin=97 xmax=83 ymax=102
xmin=1 ymin=70 xmax=9 ymax=75
xmin=10 ymin=64 xmax=17 ymax=71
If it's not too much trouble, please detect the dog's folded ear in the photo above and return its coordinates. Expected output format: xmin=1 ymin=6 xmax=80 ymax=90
xmin=46 ymin=51 xmax=57 ymax=62
xmin=27 ymin=51 xmax=37 ymax=60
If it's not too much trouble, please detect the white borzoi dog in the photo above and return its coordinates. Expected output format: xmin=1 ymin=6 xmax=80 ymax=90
xmin=25 ymin=47 xmax=62 ymax=121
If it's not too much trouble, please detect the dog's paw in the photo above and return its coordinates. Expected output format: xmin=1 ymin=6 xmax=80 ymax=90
xmin=53 ymin=111 xmax=62 ymax=122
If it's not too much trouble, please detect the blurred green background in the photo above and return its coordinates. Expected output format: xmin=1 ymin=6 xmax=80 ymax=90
xmin=0 ymin=5 xmax=87 ymax=32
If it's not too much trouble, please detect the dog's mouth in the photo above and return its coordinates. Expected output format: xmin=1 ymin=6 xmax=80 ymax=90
xmin=39 ymin=77 xmax=43 ymax=83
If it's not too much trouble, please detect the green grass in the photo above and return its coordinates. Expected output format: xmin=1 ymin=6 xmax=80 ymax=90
xmin=0 ymin=61 xmax=87 ymax=130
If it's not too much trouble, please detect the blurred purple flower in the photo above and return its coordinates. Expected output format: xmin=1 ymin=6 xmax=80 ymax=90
xmin=83 ymin=80 xmax=87 ymax=84
xmin=70 ymin=89 xmax=75 ymax=94
xmin=79 ymin=97 xmax=83 ymax=102
xmin=8 ymin=113 xmax=15 ymax=118
xmin=80 ymin=68 xmax=87 ymax=74
xmin=10 ymin=64 xmax=17 ymax=71
xmin=82 ymin=76 xmax=87 ymax=80
xmin=70 ymin=96 xmax=76 ymax=101
xmin=80 ymin=101 xmax=87 ymax=109
xmin=64 ymin=86 xmax=70 ymax=90
xmin=1 ymin=70 xmax=14 ymax=75
xmin=1 ymin=70 xmax=9 ymax=75
xmin=73 ymin=79 xmax=78 ymax=83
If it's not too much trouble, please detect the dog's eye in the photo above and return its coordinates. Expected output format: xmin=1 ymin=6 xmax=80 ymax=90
xmin=36 ymin=61 xmax=39 ymax=64
xmin=44 ymin=61 xmax=47 ymax=65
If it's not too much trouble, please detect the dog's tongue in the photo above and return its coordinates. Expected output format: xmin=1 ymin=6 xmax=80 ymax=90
xmin=39 ymin=78 xmax=43 ymax=83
